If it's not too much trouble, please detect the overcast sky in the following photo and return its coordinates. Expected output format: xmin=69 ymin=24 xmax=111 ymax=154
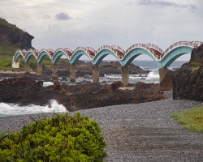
xmin=1 ymin=0 xmax=203 ymax=61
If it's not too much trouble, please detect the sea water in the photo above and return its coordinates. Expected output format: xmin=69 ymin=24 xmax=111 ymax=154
xmin=0 ymin=60 xmax=187 ymax=117
xmin=0 ymin=100 xmax=68 ymax=117
xmin=104 ymin=60 xmax=187 ymax=84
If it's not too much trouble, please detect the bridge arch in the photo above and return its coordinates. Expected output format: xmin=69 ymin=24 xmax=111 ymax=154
xmin=69 ymin=49 xmax=91 ymax=64
xmin=24 ymin=51 xmax=37 ymax=63
xmin=121 ymin=48 xmax=159 ymax=67
xmin=159 ymin=46 xmax=193 ymax=68
xmin=52 ymin=49 xmax=67 ymax=64
xmin=37 ymin=50 xmax=52 ymax=63
xmin=92 ymin=49 xmax=119 ymax=65
xmin=13 ymin=50 xmax=26 ymax=62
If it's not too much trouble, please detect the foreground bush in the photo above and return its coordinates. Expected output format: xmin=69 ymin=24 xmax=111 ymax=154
xmin=171 ymin=106 xmax=203 ymax=133
xmin=0 ymin=113 xmax=107 ymax=162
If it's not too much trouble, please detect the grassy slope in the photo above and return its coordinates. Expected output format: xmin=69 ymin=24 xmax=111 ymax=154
xmin=0 ymin=18 xmax=23 ymax=32
xmin=0 ymin=18 xmax=69 ymax=71
xmin=0 ymin=44 xmax=19 ymax=70
xmin=171 ymin=107 xmax=203 ymax=133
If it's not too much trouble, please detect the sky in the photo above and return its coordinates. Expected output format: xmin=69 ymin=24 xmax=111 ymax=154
xmin=0 ymin=0 xmax=203 ymax=61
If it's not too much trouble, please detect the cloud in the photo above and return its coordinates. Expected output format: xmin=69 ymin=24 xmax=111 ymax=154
xmin=138 ymin=0 xmax=197 ymax=10
xmin=126 ymin=2 xmax=133 ymax=6
xmin=39 ymin=15 xmax=51 ymax=20
xmin=55 ymin=12 xmax=71 ymax=21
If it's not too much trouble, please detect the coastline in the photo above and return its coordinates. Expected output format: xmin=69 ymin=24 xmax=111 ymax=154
xmin=1 ymin=92 xmax=203 ymax=161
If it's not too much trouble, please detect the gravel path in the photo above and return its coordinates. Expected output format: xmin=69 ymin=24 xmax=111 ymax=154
xmin=1 ymin=92 xmax=203 ymax=161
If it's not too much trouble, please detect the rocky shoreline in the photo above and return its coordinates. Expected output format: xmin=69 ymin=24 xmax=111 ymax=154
xmin=0 ymin=77 xmax=165 ymax=111
xmin=1 ymin=93 xmax=203 ymax=161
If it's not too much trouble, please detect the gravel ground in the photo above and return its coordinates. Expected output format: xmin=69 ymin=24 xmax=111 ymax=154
xmin=1 ymin=92 xmax=203 ymax=161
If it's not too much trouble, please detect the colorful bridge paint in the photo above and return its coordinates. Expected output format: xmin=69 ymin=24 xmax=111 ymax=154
xmin=12 ymin=41 xmax=202 ymax=85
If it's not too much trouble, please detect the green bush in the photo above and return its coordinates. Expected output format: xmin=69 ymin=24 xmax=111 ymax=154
xmin=191 ymin=61 xmax=202 ymax=69
xmin=0 ymin=113 xmax=107 ymax=162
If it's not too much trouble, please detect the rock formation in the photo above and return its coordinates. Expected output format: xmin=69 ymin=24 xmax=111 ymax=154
xmin=0 ymin=77 xmax=165 ymax=111
xmin=0 ymin=18 xmax=34 ymax=49
xmin=172 ymin=44 xmax=203 ymax=100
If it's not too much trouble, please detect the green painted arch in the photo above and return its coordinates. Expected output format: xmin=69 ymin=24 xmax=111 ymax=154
xmin=92 ymin=49 xmax=118 ymax=65
xmin=14 ymin=51 xmax=24 ymax=62
xmin=25 ymin=52 xmax=36 ymax=62
xmin=69 ymin=50 xmax=90 ymax=64
xmin=52 ymin=51 xmax=67 ymax=64
xmin=120 ymin=48 xmax=158 ymax=67
xmin=159 ymin=46 xmax=193 ymax=68
xmin=37 ymin=51 xmax=52 ymax=63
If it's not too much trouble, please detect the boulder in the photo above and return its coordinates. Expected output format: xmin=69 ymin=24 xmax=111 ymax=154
xmin=172 ymin=44 xmax=203 ymax=100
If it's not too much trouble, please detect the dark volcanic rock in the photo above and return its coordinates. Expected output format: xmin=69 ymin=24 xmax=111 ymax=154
xmin=173 ymin=44 xmax=203 ymax=100
xmin=0 ymin=78 xmax=165 ymax=112
xmin=0 ymin=18 xmax=34 ymax=49
xmin=0 ymin=77 xmax=42 ymax=103
xmin=173 ymin=66 xmax=203 ymax=100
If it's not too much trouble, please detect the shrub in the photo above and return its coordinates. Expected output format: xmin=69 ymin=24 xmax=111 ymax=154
xmin=0 ymin=113 xmax=107 ymax=162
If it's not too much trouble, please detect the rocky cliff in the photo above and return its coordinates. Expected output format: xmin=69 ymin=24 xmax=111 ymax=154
xmin=172 ymin=44 xmax=203 ymax=100
xmin=0 ymin=18 xmax=34 ymax=49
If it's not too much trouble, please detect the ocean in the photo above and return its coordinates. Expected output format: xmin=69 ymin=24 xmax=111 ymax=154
xmin=0 ymin=60 xmax=187 ymax=117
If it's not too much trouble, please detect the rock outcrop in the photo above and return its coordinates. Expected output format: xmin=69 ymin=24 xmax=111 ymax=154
xmin=0 ymin=77 xmax=165 ymax=111
xmin=172 ymin=44 xmax=203 ymax=100
xmin=0 ymin=18 xmax=34 ymax=49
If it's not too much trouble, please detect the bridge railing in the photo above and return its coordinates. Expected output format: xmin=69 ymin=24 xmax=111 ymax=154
xmin=146 ymin=44 xmax=163 ymax=54
xmin=111 ymin=45 xmax=125 ymax=54
xmin=86 ymin=47 xmax=96 ymax=52
xmin=85 ymin=47 xmax=96 ymax=59
xmin=164 ymin=41 xmax=191 ymax=55
xmin=126 ymin=43 xmax=147 ymax=54
xmin=97 ymin=45 xmax=113 ymax=52
xmin=73 ymin=46 xmax=86 ymax=53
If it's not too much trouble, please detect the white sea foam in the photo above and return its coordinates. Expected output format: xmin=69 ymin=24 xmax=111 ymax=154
xmin=0 ymin=100 xmax=68 ymax=117
xmin=43 ymin=82 xmax=53 ymax=87
xmin=147 ymin=70 xmax=159 ymax=79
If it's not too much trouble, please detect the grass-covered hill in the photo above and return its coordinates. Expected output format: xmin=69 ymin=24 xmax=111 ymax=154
xmin=0 ymin=18 xmax=69 ymax=71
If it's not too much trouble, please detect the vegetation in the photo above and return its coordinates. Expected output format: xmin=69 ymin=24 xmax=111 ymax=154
xmin=0 ymin=18 xmax=23 ymax=32
xmin=0 ymin=113 xmax=107 ymax=161
xmin=171 ymin=106 xmax=203 ymax=133
xmin=191 ymin=61 xmax=202 ymax=70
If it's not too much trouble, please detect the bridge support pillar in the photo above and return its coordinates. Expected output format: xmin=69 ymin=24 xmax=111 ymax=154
xmin=25 ymin=62 xmax=29 ymax=72
xmin=121 ymin=66 xmax=129 ymax=86
xmin=159 ymin=68 xmax=169 ymax=82
xmin=70 ymin=64 xmax=76 ymax=82
xmin=92 ymin=64 xmax=99 ymax=83
xmin=37 ymin=63 xmax=43 ymax=76
xmin=52 ymin=63 xmax=57 ymax=79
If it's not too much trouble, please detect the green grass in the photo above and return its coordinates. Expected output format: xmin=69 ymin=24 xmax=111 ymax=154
xmin=0 ymin=44 xmax=19 ymax=70
xmin=171 ymin=107 xmax=203 ymax=133
xmin=0 ymin=18 xmax=23 ymax=32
